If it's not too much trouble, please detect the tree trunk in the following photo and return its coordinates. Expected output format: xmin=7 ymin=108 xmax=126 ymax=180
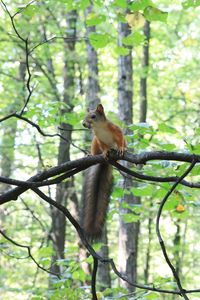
xmin=140 ymin=21 xmax=150 ymax=123
xmin=84 ymin=5 xmax=100 ymax=108
xmin=118 ymin=20 xmax=139 ymax=292
xmin=140 ymin=21 xmax=151 ymax=284
xmin=0 ymin=60 xmax=25 ymax=224
xmin=50 ymin=9 xmax=77 ymax=277
xmin=83 ymin=4 xmax=111 ymax=289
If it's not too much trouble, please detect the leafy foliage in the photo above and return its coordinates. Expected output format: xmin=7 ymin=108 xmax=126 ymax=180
xmin=0 ymin=0 xmax=200 ymax=299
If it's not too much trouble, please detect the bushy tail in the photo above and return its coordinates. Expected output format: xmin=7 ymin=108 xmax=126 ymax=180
xmin=82 ymin=163 xmax=113 ymax=238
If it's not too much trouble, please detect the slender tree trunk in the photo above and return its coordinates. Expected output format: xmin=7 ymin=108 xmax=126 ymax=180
xmin=83 ymin=4 xmax=111 ymax=289
xmin=0 ymin=60 xmax=26 ymax=224
xmin=139 ymin=21 xmax=152 ymax=284
xmin=84 ymin=5 xmax=100 ymax=108
xmin=140 ymin=21 xmax=150 ymax=123
xmin=118 ymin=20 xmax=139 ymax=292
xmin=50 ymin=9 xmax=77 ymax=277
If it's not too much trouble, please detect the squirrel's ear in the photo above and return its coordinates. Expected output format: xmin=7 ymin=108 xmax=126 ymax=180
xmin=96 ymin=104 xmax=104 ymax=114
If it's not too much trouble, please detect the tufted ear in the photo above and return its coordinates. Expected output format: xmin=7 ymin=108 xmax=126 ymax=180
xmin=96 ymin=103 xmax=104 ymax=114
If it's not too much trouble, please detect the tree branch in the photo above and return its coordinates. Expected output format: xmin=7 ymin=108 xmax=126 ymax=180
xmin=0 ymin=151 xmax=199 ymax=205
xmin=0 ymin=112 xmax=86 ymax=153
xmin=30 ymin=187 xmax=200 ymax=297
xmin=0 ymin=228 xmax=60 ymax=278
xmin=0 ymin=0 xmax=33 ymax=115
xmin=156 ymin=159 xmax=197 ymax=300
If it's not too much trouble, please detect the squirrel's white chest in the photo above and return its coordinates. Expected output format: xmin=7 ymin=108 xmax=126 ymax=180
xmin=94 ymin=127 xmax=116 ymax=148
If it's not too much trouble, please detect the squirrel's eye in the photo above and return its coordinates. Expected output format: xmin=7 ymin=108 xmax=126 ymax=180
xmin=91 ymin=114 xmax=96 ymax=119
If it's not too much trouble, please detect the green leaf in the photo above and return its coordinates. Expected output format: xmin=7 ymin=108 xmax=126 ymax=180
xmin=78 ymin=0 xmax=90 ymax=9
xmin=128 ymin=122 xmax=155 ymax=135
xmin=190 ymin=165 xmax=200 ymax=176
xmin=121 ymin=202 xmax=143 ymax=213
xmin=112 ymin=186 xmax=125 ymax=198
xmin=86 ymin=14 xmax=106 ymax=26
xmin=23 ymin=5 xmax=39 ymax=17
xmin=89 ymin=32 xmax=110 ymax=49
xmin=163 ymin=197 xmax=179 ymax=211
xmin=63 ymin=112 xmax=82 ymax=126
xmin=196 ymin=128 xmax=200 ymax=134
xmin=145 ymin=292 xmax=160 ymax=299
xmin=161 ymin=143 xmax=177 ymax=151
xmin=72 ymin=269 xmax=86 ymax=282
xmin=122 ymin=213 xmax=140 ymax=223
xmin=193 ymin=143 xmax=200 ymax=154
xmin=38 ymin=246 xmax=54 ymax=258
xmin=115 ymin=46 xmax=130 ymax=56
xmin=144 ymin=6 xmax=168 ymax=23
xmin=129 ymin=0 xmax=153 ymax=12
xmin=117 ymin=13 xmax=127 ymax=23
xmin=172 ymin=210 xmax=189 ymax=220
xmin=113 ymin=0 xmax=127 ymax=8
xmin=182 ymin=0 xmax=200 ymax=8
xmin=122 ymin=31 xmax=145 ymax=46
xmin=158 ymin=123 xmax=177 ymax=134
xmin=131 ymin=185 xmax=154 ymax=196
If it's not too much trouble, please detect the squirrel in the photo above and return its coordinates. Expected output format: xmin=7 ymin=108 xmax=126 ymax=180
xmin=82 ymin=103 xmax=126 ymax=238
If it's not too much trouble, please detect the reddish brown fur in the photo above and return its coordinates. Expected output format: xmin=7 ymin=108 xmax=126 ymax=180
xmin=82 ymin=104 xmax=126 ymax=238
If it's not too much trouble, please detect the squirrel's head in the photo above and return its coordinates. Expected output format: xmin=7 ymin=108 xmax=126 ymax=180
xmin=82 ymin=104 xmax=106 ymax=129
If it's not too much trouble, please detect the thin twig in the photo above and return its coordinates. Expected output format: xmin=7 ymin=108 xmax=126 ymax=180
xmin=111 ymin=161 xmax=200 ymax=188
xmin=0 ymin=112 xmax=86 ymax=153
xmin=156 ymin=159 xmax=197 ymax=300
xmin=0 ymin=228 xmax=60 ymax=278
xmin=1 ymin=0 xmax=33 ymax=114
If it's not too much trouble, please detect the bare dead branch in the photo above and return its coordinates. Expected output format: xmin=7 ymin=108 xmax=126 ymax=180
xmin=29 ymin=35 xmax=88 ymax=54
xmin=0 ymin=112 xmax=86 ymax=153
xmin=0 ymin=0 xmax=33 ymax=114
xmin=0 ymin=228 xmax=60 ymax=278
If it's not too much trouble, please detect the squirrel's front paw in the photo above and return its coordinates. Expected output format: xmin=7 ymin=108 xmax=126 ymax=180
xmin=102 ymin=150 xmax=110 ymax=160
xmin=117 ymin=147 xmax=125 ymax=157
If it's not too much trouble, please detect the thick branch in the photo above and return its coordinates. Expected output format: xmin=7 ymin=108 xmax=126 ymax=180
xmin=0 ymin=151 xmax=200 ymax=205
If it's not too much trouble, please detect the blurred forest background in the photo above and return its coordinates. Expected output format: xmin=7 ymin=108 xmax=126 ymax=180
xmin=0 ymin=0 xmax=200 ymax=299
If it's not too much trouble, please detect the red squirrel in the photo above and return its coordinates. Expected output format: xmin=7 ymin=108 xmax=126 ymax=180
xmin=82 ymin=104 xmax=126 ymax=238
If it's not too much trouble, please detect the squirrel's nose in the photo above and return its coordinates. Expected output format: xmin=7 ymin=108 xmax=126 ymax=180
xmin=82 ymin=121 xmax=87 ymax=128
xmin=82 ymin=121 xmax=91 ymax=129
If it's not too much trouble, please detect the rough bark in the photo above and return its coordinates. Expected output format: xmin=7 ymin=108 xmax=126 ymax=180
xmin=140 ymin=21 xmax=150 ymax=123
xmin=84 ymin=5 xmax=100 ymax=108
xmin=140 ymin=21 xmax=151 ymax=284
xmin=50 ymin=9 xmax=77 ymax=276
xmin=118 ymin=20 xmax=139 ymax=292
xmin=117 ymin=20 xmax=136 ymax=283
